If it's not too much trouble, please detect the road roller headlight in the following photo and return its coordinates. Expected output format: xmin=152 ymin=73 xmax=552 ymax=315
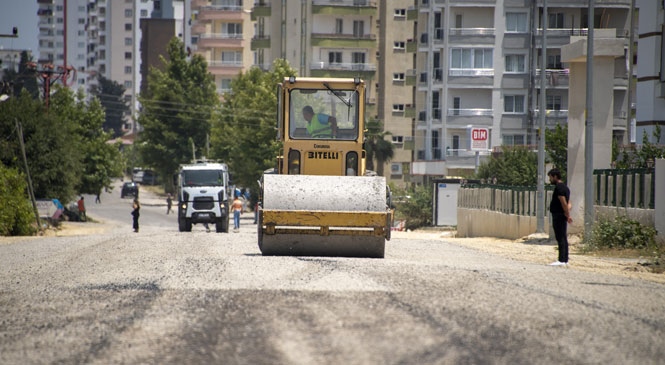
xmin=288 ymin=150 xmax=300 ymax=175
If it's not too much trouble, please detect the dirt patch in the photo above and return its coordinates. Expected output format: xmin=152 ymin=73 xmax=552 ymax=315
xmin=394 ymin=230 xmax=665 ymax=284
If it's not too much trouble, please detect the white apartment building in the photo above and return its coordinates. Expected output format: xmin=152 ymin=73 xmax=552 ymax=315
xmin=635 ymin=0 xmax=665 ymax=144
xmin=409 ymin=0 xmax=633 ymax=183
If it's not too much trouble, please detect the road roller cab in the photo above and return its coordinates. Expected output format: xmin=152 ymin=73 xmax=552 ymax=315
xmin=258 ymin=77 xmax=393 ymax=258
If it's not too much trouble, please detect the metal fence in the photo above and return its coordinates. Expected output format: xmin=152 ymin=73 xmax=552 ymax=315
xmin=459 ymin=168 xmax=656 ymax=216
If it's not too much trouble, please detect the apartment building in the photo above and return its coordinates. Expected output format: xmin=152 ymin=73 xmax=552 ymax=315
xmin=191 ymin=0 xmax=254 ymax=95
xmin=635 ymin=0 xmax=665 ymax=144
xmin=408 ymin=0 xmax=633 ymax=184
xmin=37 ymin=0 xmax=98 ymax=92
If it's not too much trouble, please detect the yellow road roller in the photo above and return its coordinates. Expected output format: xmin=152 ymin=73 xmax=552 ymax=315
xmin=258 ymin=77 xmax=393 ymax=258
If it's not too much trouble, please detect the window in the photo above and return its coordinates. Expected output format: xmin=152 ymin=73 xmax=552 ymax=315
xmin=391 ymin=163 xmax=403 ymax=175
xmin=140 ymin=9 xmax=148 ymax=17
xmin=394 ymin=9 xmax=406 ymax=17
xmin=502 ymin=134 xmax=526 ymax=146
xmin=352 ymin=52 xmax=366 ymax=68
xmin=392 ymin=104 xmax=405 ymax=112
xmin=77 ymin=42 xmax=85 ymax=48
xmin=328 ymin=52 xmax=342 ymax=64
xmin=125 ymin=23 xmax=132 ymax=31
xmin=353 ymin=21 xmax=364 ymax=37
xmin=393 ymin=41 xmax=405 ymax=50
xmin=125 ymin=37 xmax=132 ymax=46
xmin=450 ymin=48 xmax=493 ymax=69
xmin=392 ymin=136 xmax=404 ymax=143
xmin=78 ymin=18 xmax=86 ymax=25
xmin=546 ymin=95 xmax=562 ymax=111
xmin=124 ymin=81 xmax=132 ymax=88
xmin=125 ymin=9 xmax=133 ymax=17
xmin=154 ymin=0 xmax=161 ymax=10
xmin=547 ymin=54 xmax=562 ymax=69
xmin=220 ymin=79 xmax=232 ymax=92
xmin=392 ymin=73 xmax=405 ymax=81
xmin=125 ymin=52 xmax=132 ymax=60
xmin=125 ymin=66 xmax=132 ymax=74
xmin=506 ymin=12 xmax=527 ymax=32
xmin=221 ymin=51 xmax=242 ymax=65
xmin=223 ymin=23 xmax=242 ymax=37
xmin=504 ymin=95 xmax=525 ymax=113
xmin=505 ymin=54 xmax=526 ymax=73
xmin=335 ymin=19 xmax=343 ymax=34
xmin=548 ymin=13 xmax=564 ymax=29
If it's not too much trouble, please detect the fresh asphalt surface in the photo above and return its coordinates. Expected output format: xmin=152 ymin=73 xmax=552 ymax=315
xmin=1 ymin=181 xmax=664 ymax=364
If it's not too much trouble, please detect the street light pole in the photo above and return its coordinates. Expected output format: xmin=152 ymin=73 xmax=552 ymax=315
xmin=537 ymin=0 xmax=548 ymax=233
xmin=585 ymin=0 xmax=595 ymax=239
xmin=16 ymin=119 xmax=42 ymax=231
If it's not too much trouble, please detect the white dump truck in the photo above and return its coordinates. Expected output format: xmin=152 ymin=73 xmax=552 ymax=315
xmin=176 ymin=161 xmax=231 ymax=232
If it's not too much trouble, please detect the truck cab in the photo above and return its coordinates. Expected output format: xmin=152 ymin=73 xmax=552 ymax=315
xmin=177 ymin=161 xmax=231 ymax=232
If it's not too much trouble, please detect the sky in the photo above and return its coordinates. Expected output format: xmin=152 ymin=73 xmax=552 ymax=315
xmin=0 ymin=0 xmax=39 ymax=58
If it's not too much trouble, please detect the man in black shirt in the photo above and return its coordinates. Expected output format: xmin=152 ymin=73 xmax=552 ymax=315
xmin=548 ymin=168 xmax=572 ymax=266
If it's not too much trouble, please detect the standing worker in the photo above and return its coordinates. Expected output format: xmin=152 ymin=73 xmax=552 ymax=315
xmin=548 ymin=168 xmax=572 ymax=266
xmin=166 ymin=194 xmax=173 ymax=215
xmin=131 ymin=199 xmax=140 ymax=233
xmin=77 ymin=196 xmax=86 ymax=222
xmin=232 ymin=194 xmax=243 ymax=232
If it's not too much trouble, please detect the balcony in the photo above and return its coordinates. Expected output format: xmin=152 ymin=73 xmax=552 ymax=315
xmin=447 ymin=109 xmax=493 ymax=127
xmin=251 ymin=35 xmax=270 ymax=50
xmin=251 ymin=2 xmax=271 ymax=21
xmin=535 ymin=69 xmax=570 ymax=88
xmin=310 ymin=62 xmax=376 ymax=78
xmin=312 ymin=0 xmax=377 ymax=16
xmin=311 ymin=33 xmax=377 ymax=48
xmin=406 ymin=38 xmax=417 ymax=53
xmin=406 ymin=7 xmax=418 ymax=21
xmin=405 ymin=69 xmax=416 ymax=86
xmin=448 ymin=28 xmax=495 ymax=45
xmin=197 ymin=33 xmax=244 ymax=49
xmin=208 ymin=60 xmax=243 ymax=76
xmin=198 ymin=5 xmax=244 ymax=21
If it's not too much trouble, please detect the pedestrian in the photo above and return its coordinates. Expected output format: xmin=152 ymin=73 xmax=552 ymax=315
xmin=77 ymin=196 xmax=86 ymax=222
xmin=95 ymin=192 xmax=101 ymax=204
xmin=131 ymin=199 xmax=140 ymax=233
xmin=548 ymin=168 xmax=572 ymax=266
xmin=166 ymin=193 xmax=173 ymax=215
xmin=232 ymin=194 xmax=243 ymax=232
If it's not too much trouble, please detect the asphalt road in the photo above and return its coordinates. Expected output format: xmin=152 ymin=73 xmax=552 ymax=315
xmin=1 ymin=183 xmax=664 ymax=364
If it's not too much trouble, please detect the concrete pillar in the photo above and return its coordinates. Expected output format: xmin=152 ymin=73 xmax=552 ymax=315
xmin=561 ymin=34 xmax=624 ymax=233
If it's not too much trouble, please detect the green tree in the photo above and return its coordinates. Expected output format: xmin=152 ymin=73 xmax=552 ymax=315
xmin=475 ymin=147 xmax=537 ymax=186
xmin=210 ymin=59 xmax=296 ymax=196
xmin=92 ymin=75 xmax=128 ymax=138
xmin=0 ymin=88 xmax=82 ymax=202
xmin=0 ymin=165 xmax=36 ymax=236
xmin=545 ymin=123 xmax=568 ymax=181
xmin=137 ymin=37 xmax=219 ymax=190
xmin=364 ymin=118 xmax=394 ymax=176
xmin=392 ymin=183 xmax=432 ymax=230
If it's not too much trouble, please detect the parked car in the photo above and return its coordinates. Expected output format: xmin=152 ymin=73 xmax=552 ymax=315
xmin=121 ymin=182 xmax=139 ymax=198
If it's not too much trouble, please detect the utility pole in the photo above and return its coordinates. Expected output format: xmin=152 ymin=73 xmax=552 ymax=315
xmin=26 ymin=63 xmax=74 ymax=109
xmin=16 ymin=119 xmax=41 ymax=230
xmin=537 ymin=0 xmax=548 ymax=233
xmin=585 ymin=0 xmax=595 ymax=239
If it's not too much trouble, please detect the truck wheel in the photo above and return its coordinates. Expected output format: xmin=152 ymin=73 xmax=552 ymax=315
xmin=179 ymin=218 xmax=192 ymax=232
xmin=216 ymin=216 xmax=229 ymax=233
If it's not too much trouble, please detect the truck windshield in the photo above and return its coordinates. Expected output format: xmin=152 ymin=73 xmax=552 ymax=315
xmin=182 ymin=170 xmax=224 ymax=187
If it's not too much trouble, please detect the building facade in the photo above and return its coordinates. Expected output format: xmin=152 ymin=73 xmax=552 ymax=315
xmin=408 ymin=0 xmax=633 ymax=184
xmin=635 ymin=0 xmax=665 ymax=144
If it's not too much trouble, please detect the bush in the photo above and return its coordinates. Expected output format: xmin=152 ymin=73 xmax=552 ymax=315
xmin=584 ymin=215 xmax=657 ymax=251
xmin=0 ymin=165 xmax=37 ymax=236
xmin=392 ymin=184 xmax=432 ymax=230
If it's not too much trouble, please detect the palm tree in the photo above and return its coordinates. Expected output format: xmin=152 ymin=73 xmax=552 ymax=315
xmin=364 ymin=119 xmax=394 ymax=176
